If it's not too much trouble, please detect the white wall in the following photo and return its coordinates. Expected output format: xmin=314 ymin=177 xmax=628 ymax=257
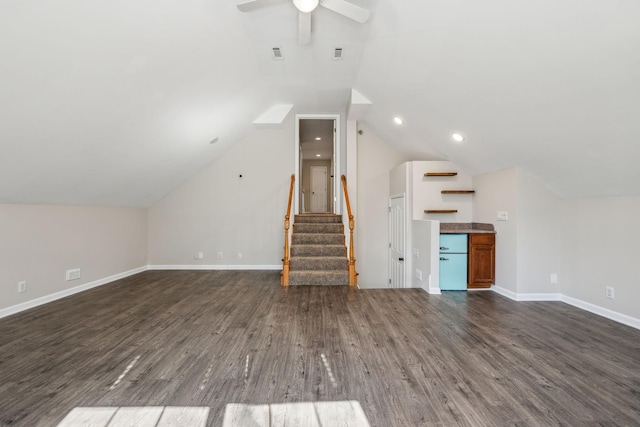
xmin=148 ymin=121 xmax=294 ymax=268
xmin=0 ymin=204 xmax=147 ymax=312
xmin=356 ymin=124 xmax=409 ymax=288
xmin=412 ymin=161 xmax=473 ymax=222
xmin=516 ymin=170 xmax=562 ymax=295
xmin=472 ymin=168 xmax=518 ymax=293
xmin=561 ymin=196 xmax=640 ymax=320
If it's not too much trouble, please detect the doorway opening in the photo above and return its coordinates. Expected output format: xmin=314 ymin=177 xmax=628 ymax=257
xmin=295 ymin=115 xmax=340 ymax=214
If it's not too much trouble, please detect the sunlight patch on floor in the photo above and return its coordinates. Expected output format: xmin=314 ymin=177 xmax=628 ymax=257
xmin=223 ymin=401 xmax=370 ymax=426
xmin=57 ymin=406 xmax=209 ymax=427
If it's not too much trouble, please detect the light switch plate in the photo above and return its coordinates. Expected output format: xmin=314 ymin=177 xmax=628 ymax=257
xmin=497 ymin=211 xmax=508 ymax=221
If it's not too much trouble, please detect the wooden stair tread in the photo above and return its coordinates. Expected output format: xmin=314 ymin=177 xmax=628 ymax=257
xmin=425 ymin=209 xmax=458 ymax=213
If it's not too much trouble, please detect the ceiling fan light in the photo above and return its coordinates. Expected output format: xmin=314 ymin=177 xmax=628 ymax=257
xmin=293 ymin=0 xmax=319 ymax=13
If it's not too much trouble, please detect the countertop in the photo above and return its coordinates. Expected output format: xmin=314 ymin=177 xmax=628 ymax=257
xmin=440 ymin=222 xmax=496 ymax=234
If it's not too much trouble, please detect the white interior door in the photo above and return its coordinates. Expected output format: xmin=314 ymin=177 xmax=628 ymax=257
xmin=389 ymin=195 xmax=406 ymax=288
xmin=310 ymin=166 xmax=327 ymax=213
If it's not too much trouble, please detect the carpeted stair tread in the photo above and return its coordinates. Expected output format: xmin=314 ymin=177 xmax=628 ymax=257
xmin=292 ymin=233 xmax=345 ymax=245
xmin=290 ymin=256 xmax=348 ymax=271
xmin=293 ymin=223 xmax=344 ymax=234
xmin=291 ymin=245 xmax=347 ymax=257
xmin=288 ymin=270 xmax=349 ymax=286
xmin=294 ymin=214 xmax=342 ymax=224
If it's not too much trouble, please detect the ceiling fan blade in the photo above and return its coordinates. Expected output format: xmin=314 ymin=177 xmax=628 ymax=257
xmin=298 ymin=12 xmax=311 ymax=45
xmin=236 ymin=0 xmax=287 ymax=12
xmin=320 ymin=0 xmax=370 ymax=23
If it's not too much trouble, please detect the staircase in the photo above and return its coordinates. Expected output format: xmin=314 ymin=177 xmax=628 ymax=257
xmin=288 ymin=214 xmax=350 ymax=286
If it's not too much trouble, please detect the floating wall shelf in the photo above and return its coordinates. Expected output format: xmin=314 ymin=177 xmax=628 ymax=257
xmin=425 ymin=209 xmax=458 ymax=214
xmin=441 ymin=190 xmax=475 ymax=194
xmin=425 ymin=172 xmax=457 ymax=177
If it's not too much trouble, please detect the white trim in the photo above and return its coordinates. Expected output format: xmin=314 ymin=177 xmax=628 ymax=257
xmin=491 ymin=286 xmax=639 ymax=330
xmin=561 ymin=295 xmax=640 ymax=330
xmin=491 ymin=286 xmax=562 ymax=301
xmin=149 ymin=265 xmax=281 ymax=271
xmin=0 ymin=266 xmax=148 ymax=319
xmin=491 ymin=285 xmax=519 ymax=300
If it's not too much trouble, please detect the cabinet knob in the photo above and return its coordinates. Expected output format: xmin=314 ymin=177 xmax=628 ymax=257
xmin=440 ymin=257 xmax=448 ymax=261
xmin=440 ymin=247 xmax=449 ymax=251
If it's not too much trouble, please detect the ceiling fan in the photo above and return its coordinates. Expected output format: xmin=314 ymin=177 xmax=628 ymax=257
xmin=237 ymin=0 xmax=371 ymax=45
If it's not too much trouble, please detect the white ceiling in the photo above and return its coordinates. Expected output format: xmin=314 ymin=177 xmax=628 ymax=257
xmin=1 ymin=0 xmax=639 ymax=207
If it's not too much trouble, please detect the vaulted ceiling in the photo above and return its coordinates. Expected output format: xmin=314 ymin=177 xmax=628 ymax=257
xmin=1 ymin=0 xmax=638 ymax=207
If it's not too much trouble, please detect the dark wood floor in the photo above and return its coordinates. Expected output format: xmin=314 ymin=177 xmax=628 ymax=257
xmin=0 ymin=270 xmax=638 ymax=426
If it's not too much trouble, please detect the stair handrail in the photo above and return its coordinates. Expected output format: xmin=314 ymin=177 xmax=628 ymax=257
xmin=282 ymin=174 xmax=295 ymax=286
xmin=341 ymin=175 xmax=357 ymax=286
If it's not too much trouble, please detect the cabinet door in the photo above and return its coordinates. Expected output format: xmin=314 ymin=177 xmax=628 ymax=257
xmin=468 ymin=234 xmax=495 ymax=288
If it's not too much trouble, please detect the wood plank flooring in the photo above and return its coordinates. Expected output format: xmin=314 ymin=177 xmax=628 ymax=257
xmin=0 ymin=270 xmax=638 ymax=426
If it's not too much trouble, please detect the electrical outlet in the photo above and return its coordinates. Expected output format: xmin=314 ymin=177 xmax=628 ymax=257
xmin=18 ymin=281 xmax=27 ymax=293
xmin=413 ymin=248 xmax=419 ymax=258
xmin=66 ymin=268 xmax=81 ymax=281
xmin=550 ymin=273 xmax=558 ymax=284
xmin=415 ymin=269 xmax=423 ymax=280
xmin=605 ymin=286 xmax=614 ymax=299
xmin=497 ymin=211 xmax=509 ymax=221
xmin=218 ymin=252 xmax=223 ymax=259
xmin=194 ymin=251 xmax=204 ymax=260
xmin=237 ymin=253 xmax=242 ymax=259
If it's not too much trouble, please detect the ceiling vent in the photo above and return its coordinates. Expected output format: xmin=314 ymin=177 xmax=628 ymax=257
xmin=272 ymin=47 xmax=283 ymax=60
xmin=333 ymin=47 xmax=343 ymax=61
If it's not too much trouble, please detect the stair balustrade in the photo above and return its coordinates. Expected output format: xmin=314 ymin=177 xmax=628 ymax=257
xmin=281 ymin=174 xmax=295 ymax=286
xmin=341 ymin=175 xmax=358 ymax=286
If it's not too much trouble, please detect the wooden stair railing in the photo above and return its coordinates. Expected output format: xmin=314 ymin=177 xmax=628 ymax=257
xmin=341 ymin=175 xmax=358 ymax=286
xmin=281 ymin=174 xmax=295 ymax=286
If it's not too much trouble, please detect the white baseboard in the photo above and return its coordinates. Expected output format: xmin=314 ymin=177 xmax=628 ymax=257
xmin=490 ymin=285 xmax=518 ymax=300
xmin=491 ymin=286 xmax=561 ymax=301
xmin=491 ymin=286 xmax=639 ymax=330
xmin=561 ymin=295 xmax=640 ymax=330
xmin=148 ymin=264 xmax=281 ymax=271
xmin=0 ymin=266 xmax=149 ymax=319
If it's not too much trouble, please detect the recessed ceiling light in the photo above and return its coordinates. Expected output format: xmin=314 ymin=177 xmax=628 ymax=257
xmin=316 ymin=154 xmax=321 ymax=157
xmin=393 ymin=116 xmax=404 ymax=125
xmin=451 ymin=133 xmax=465 ymax=142
xmin=315 ymin=137 xmax=322 ymax=141
xmin=209 ymin=137 xmax=219 ymax=144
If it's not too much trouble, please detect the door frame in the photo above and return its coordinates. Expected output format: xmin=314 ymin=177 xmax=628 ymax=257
xmin=294 ymin=114 xmax=341 ymax=215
